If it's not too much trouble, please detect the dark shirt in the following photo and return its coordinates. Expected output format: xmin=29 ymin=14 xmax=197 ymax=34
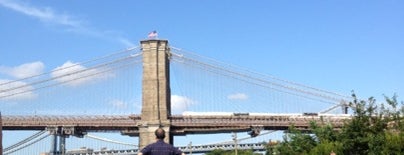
xmin=141 ymin=140 xmax=183 ymax=155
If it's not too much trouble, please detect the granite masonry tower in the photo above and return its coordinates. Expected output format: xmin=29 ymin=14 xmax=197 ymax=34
xmin=138 ymin=39 xmax=172 ymax=149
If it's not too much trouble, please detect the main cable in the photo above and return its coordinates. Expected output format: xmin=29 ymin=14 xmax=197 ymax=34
xmin=0 ymin=46 xmax=139 ymax=87
xmin=170 ymin=46 xmax=351 ymax=100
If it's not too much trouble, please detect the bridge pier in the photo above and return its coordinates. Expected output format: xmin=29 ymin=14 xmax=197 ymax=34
xmin=139 ymin=39 xmax=172 ymax=149
xmin=48 ymin=127 xmax=58 ymax=155
xmin=59 ymin=135 xmax=66 ymax=155
xmin=47 ymin=126 xmax=83 ymax=155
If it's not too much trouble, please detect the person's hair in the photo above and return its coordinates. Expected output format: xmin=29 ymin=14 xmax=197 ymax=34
xmin=155 ymin=128 xmax=166 ymax=140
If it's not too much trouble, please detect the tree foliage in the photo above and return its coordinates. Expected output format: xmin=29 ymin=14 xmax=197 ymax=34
xmin=205 ymin=149 xmax=261 ymax=155
xmin=269 ymin=93 xmax=404 ymax=155
xmin=207 ymin=94 xmax=403 ymax=155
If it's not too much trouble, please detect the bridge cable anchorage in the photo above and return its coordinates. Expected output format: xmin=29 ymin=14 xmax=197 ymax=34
xmin=170 ymin=50 xmax=342 ymax=105
xmin=85 ymin=134 xmax=138 ymax=147
xmin=3 ymin=133 xmax=49 ymax=155
xmin=170 ymin=46 xmax=352 ymax=100
xmin=0 ymin=54 xmax=141 ymax=99
xmin=0 ymin=46 xmax=139 ymax=87
xmin=3 ymin=130 xmax=47 ymax=152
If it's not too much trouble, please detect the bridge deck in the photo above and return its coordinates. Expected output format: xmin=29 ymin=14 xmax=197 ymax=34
xmin=2 ymin=114 xmax=349 ymax=134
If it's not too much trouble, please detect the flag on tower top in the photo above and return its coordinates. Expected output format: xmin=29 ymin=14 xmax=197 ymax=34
xmin=148 ymin=31 xmax=158 ymax=39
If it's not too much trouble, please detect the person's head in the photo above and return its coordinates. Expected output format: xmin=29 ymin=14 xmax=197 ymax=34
xmin=155 ymin=128 xmax=166 ymax=140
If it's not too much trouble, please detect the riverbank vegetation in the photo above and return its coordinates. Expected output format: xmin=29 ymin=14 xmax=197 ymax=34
xmin=266 ymin=94 xmax=404 ymax=155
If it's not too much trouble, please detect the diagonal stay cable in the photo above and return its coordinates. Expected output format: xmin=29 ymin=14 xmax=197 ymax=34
xmin=3 ymin=130 xmax=46 ymax=152
xmin=0 ymin=46 xmax=139 ymax=87
xmin=0 ymin=52 xmax=142 ymax=98
xmin=170 ymin=47 xmax=352 ymax=100
xmin=0 ymin=55 xmax=142 ymax=99
xmin=4 ymin=134 xmax=50 ymax=155
xmin=171 ymin=57 xmax=338 ymax=106
xmin=170 ymin=52 xmax=342 ymax=104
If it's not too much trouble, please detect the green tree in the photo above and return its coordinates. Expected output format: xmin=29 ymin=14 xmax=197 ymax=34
xmin=205 ymin=149 xmax=228 ymax=155
xmin=338 ymin=94 xmax=404 ymax=155
xmin=309 ymin=121 xmax=342 ymax=154
xmin=265 ymin=141 xmax=280 ymax=155
xmin=276 ymin=126 xmax=316 ymax=155
xmin=275 ymin=93 xmax=403 ymax=155
xmin=310 ymin=121 xmax=337 ymax=143
xmin=380 ymin=95 xmax=404 ymax=154
xmin=308 ymin=141 xmax=343 ymax=155
xmin=205 ymin=149 xmax=262 ymax=155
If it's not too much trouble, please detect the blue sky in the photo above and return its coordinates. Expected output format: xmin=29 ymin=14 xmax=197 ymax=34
xmin=1 ymin=0 xmax=402 ymax=100
xmin=1 ymin=0 xmax=404 ymax=152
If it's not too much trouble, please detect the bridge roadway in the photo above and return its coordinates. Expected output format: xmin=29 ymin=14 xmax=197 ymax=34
xmin=2 ymin=114 xmax=349 ymax=135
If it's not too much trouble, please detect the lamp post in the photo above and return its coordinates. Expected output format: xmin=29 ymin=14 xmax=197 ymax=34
xmin=232 ymin=132 xmax=238 ymax=155
xmin=188 ymin=141 xmax=192 ymax=155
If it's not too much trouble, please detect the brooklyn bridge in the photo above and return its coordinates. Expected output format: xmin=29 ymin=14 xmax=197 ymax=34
xmin=0 ymin=39 xmax=352 ymax=155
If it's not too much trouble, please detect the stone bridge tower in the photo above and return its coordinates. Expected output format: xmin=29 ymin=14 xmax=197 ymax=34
xmin=139 ymin=39 xmax=172 ymax=149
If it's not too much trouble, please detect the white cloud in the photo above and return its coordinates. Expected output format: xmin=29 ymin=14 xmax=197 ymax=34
xmin=0 ymin=0 xmax=81 ymax=27
xmin=227 ymin=93 xmax=248 ymax=100
xmin=108 ymin=99 xmax=127 ymax=109
xmin=51 ymin=61 xmax=113 ymax=87
xmin=118 ymin=37 xmax=136 ymax=47
xmin=0 ymin=79 xmax=36 ymax=101
xmin=0 ymin=61 xmax=45 ymax=79
xmin=171 ymin=95 xmax=195 ymax=113
xmin=0 ymin=0 xmax=135 ymax=47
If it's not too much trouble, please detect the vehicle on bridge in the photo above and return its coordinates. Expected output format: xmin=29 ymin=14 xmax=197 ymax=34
xmin=182 ymin=111 xmax=352 ymax=118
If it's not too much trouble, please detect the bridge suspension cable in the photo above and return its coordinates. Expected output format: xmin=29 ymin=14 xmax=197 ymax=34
xmin=3 ymin=131 xmax=49 ymax=155
xmin=0 ymin=49 xmax=142 ymax=99
xmin=3 ymin=130 xmax=46 ymax=152
xmin=170 ymin=46 xmax=350 ymax=98
xmin=171 ymin=54 xmax=337 ymax=105
xmin=170 ymin=47 xmax=349 ymax=105
xmin=0 ymin=46 xmax=139 ymax=87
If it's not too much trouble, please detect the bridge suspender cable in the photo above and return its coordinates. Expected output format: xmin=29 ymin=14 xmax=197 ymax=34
xmin=0 ymin=52 xmax=142 ymax=99
xmin=3 ymin=130 xmax=46 ymax=152
xmin=0 ymin=50 xmax=141 ymax=93
xmin=171 ymin=46 xmax=351 ymax=99
xmin=0 ymin=47 xmax=139 ymax=87
xmin=3 ymin=131 xmax=49 ymax=155
xmin=170 ymin=50 xmax=342 ymax=104
xmin=170 ymin=46 xmax=352 ymax=102
xmin=3 ymin=134 xmax=49 ymax=155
